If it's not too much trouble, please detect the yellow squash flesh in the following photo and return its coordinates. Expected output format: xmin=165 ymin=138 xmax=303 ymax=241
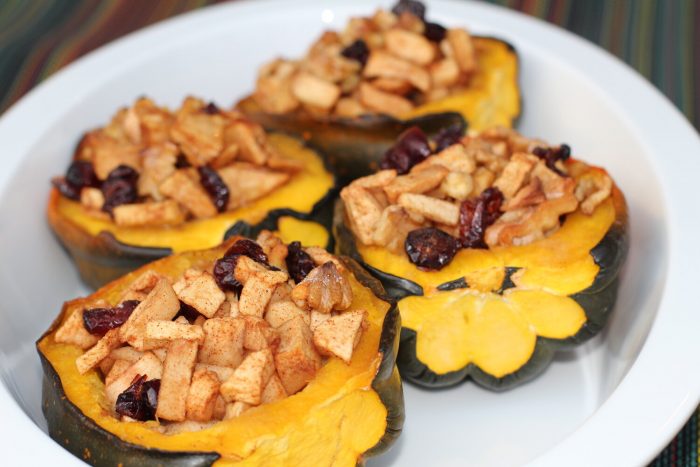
xmin=38 ymin=242 xmax=391 ymax=466
xmin=402 ymin=37 xmax=520 ymax=130
xmin=274 ymin=216 xmax=330 ymax=248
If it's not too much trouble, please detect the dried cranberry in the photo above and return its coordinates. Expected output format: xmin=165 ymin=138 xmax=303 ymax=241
xmin=424 ymin=22 xmax=447 ymax=42
xmin=198 ymin=166 xmax=230 ymax=212
xmin=176 ymin=301 xmax=200 ymax=322
xmin=341 ymin=39 xmax=370 ymax=66
xmin=433 ymin=123 xmax=463 ymax=152
xmin=202 ymin=102 xmax=220 ymax=115
xmin=380 ymin=126 xmax=432 ymax=174
xmin=51 ymin=177 xmax=81 ymax=200
xmin=459 ymin=187 xmax=504 ymax=249
xmin=66 ymin=160 xmax=99 ymax=188
xmin=225 ymin=239 xmax=269 ymax=264
xmin=83 ymin=300 xmax=140 ymax=336
xmin=391 ymin=0 xmax=426 ymax=19
xmin=285 ymin=241 xmax=316 ymax=283
xmin=52 ymin=160 xmax=100 ymax=200
xmin=213 ymin=256 xmax=242 ymax=293
xmin=106 ymin=165 xmax=139 ymax=184
xmin=532 ymin=147 xmax=547 ymax=157
xmin=101 ymin=165 xmax=139 ymax=214
xmin=175 ymin=154 xmax=191 ymax=168
xmin=214 ymin=239 xmax=278 ymax=291
xmin=557 ymin=144 xmax=571 ymax=160
xmin=532 ymin=144 xmax=570 ymax=175
xmin=405 ymin=228 xmax=459 ymax=270
xmin=115 ymin=375 xmax=160 ymax=421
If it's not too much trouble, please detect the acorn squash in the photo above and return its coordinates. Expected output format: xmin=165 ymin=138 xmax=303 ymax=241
xmin=334 ymin=159 xmax=628 ymax=390
xmin=237 ymin=36 xmax=520 ymax=182
xmin=37 ymin=237 xmax=404 ymax=465
xmin=48 ymin=133 xmax=335 ymax=289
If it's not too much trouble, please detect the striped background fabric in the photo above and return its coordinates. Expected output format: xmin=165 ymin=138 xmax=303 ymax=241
xmin=0 ymin=1 xmax=697 ymax=465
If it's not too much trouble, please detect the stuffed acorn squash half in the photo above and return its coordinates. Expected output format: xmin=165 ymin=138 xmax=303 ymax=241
xmin=49 ymin=97 xmax=334 ymax=289
xmin=335 ymin=126 xmax=628 ymax=390
xmin=237 ymin=0 xmax=520 ymax=181
xmin=38 ymin=234 xmax=403 ymax=466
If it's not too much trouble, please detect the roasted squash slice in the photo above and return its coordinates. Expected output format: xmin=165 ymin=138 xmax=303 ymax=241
xmin=335 ymin=139 xmax=628 ymax=390
xmin=48 ymin=133 xmax=335 ymax=289
xmin=238 ymin=0 xmax=520 ymax=184
xmin=37 ymin=237 xmax=404 ymax=465
xmin=238 ymin=37 xmax=518 ymax=182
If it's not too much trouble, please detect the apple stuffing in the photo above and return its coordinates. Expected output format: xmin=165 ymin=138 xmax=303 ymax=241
xmin=53 ymin=235 xmax=368 ymax=432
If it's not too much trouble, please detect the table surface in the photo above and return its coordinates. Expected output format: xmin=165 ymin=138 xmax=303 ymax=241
xmin=1 ymin=0 xmax=698 ymax=465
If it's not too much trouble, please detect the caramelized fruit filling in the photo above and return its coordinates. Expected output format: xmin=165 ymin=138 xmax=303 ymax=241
xmin=52 ymin=96 xmax=311 ymax=229
xmin=252 ymin=0 xmax=481 ymax=119
xmin=341 ymin=126 xmax=613 ymax=270
xmin=53 ymin=235 xmax=369 ymax=431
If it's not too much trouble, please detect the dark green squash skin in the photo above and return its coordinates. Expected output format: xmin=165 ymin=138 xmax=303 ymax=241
xmin=48 ymin=135 xmax=338 ymax=291
xmin=334 ymin=199 xmax=629 ymax=391
xmin=341 ymin=258 xmax=405 ymax=460
xmin=50 ymin=228 xmax=172 ymax=292
xmin=37 ymin=256 xmax=404 ymax=467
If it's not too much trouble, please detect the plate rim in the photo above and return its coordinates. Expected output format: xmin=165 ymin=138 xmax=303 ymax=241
xmin=0 ymin=1 xmax=699 ymax=465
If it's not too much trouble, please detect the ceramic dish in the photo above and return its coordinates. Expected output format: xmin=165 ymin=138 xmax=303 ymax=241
xmin=0 ymin=1 xmax=698 ymax=466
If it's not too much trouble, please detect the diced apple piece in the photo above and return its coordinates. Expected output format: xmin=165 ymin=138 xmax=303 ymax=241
xmin=185 ymin=369 xmax=221 ymax=422
xmin=104 ymin=359 xmax=131 ymax=388
xmin=312 ymin=310 xmax=367 ymax=364
xmin=119 ymin=279 xmax=180 ymax=350
xmin=261 ymin=373 xmax=287 ymax=404
xmin=55 ymin=309 xmax=98 ymax=350
xmin=174 ymin=271 xmax=225 ymax=318
xmin=194 ymin=363 xmax=235 ymax=383
xmin=76 ymin=329 xmax=121 ymax=374
xmin=156 ymin=339 xmax=198 ymax=422
xmin=242 ymin=316 xmax=280 ymax=351
xmin=265 ymin=301 xmax=309 ymax=328
xmin=198 ymin=317 xmax=245 ymax=368
xmin=220 ymin=349 xmax=275 ymax=405
xmin=274 ymin=316 xmax=321 ymax=395
xmin=145 ymin=320 xmax=204 ymax=343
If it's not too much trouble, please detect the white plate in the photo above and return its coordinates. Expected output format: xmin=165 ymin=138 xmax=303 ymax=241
xmin=1 ymin=1 xmax=699 ymax=466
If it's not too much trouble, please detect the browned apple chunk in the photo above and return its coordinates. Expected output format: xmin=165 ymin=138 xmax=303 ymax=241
xmin=198 ymin=317 xmax=246 ymax=368
xmin=185 ymin=369 xmax=221 ymax=422
xmin=220 ymin=349 xmax=275 ymax=405
xmin=261 ymin=373 xmax=288 ymax=404
xmin=119 ymin=279 xmax=180 ymax=351
xmin=312 ymin=310 xmax=367 ymax=364
xmin=273 ymin=316 xmax=321 ymax=394
xmin=54 ymin=309 xmax=99 ymax=350
xmin=156 ymin=339 xmax=199 ymax=422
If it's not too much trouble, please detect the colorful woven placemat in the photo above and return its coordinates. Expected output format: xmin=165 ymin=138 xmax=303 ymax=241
xmin=1 ymin=1 xmax=697 ymax=465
